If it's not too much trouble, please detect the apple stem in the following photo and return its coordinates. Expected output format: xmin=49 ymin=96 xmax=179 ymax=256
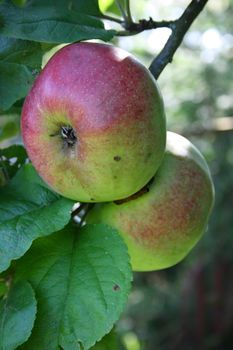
xmin=79 ymin=203 xmax=95 ymax=226
xmin=72 ymin=203 xmax=95 ymax=227
xmin=71 ymin=203 xmax=86 ymax=219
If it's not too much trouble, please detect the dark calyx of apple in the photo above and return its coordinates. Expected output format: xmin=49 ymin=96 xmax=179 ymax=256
xmin=61 ymin=125 xmax=77 ymax=147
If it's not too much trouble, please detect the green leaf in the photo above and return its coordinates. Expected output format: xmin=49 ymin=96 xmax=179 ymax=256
xmin=0 ymin=36 xmax=42 ymax=110
xmin=15 ymin=224 xmax=132 ymax=350
xmin=0 ymin=62 xmax=33 ymax=111
xmin=91 ymin=330 xmax=118 ymax=350
xmin=99 ymin=0 xmax=115 ymax=13
xmin=0 ymin=120 xmax=19 ymax=142
xmin=0 ymin=281 xmax=37 ymax=350
xmin=0 ymin=163 xmax=75 ymax=272
xmin=0 ymin=36 xmax=42 ymax=68
xmin=0 ymin=169 xmax=6 ymax=187
xmin=0 ymin=1 xmax=116 ymax=43
xmin=99 ymin=0 xmax=120 ymax=16
xmin=0 ymin=102 xmax=22 ymax=116
xmin=30 ymin=0 xmax=101 ymax=16
xmin=0 ymin=144 xmax=27 ymax=179
xmin=0 ymin=279 xmax=7 ymax=297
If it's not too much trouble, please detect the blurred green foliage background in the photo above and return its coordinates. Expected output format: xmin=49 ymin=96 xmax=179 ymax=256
xmin=106 ymin=1 xmax=233 ymax=349
xmin=0 ymin=0 xmax=232 ymax=349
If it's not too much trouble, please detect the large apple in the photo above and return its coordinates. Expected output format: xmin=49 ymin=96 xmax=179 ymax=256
xmin=21 ymin=42 xmax=166 ymax=202
xmin=87 ymin=132 xmax=215 ymax=271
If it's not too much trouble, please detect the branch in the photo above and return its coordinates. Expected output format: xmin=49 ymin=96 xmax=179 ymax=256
xmin=101 ymin=0 xmax=209 ymax=78
xmin=149 ymin=0 xmax=209 ymax=79
xmin=119 ymin=17 xmax=176 ymax=34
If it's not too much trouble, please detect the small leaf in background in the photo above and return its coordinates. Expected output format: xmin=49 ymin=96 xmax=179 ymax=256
xmin=0 ymin=100 xmax=23 ymax=116
xmin=0 ymin=120 xmax=19 ymax=142
xmin=14 ymin=223 xmax=132 ymax=350
xmin=0 ymin=62 xmax=34 ymax=111
xmin=122 ymin=332 xmax=141 ymax=350
xmin=0 ymin=144 xmax=27 ymax=179
xmin=0 ymin=163 xmax=75 ymax=272
xmin=0 ymin=1 xmax=116 ymax=44
xmin=0 ymin=36 xmax=43 ymax=110
xmin=0 ymin=281 xmax=37 ymax=350
xmin=98 ymin=0 xmax=115 ymax=13
xmin=99 ymin=0 xmax=120 ymax=16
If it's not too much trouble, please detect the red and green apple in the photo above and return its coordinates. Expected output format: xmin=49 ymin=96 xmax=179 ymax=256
xmin=87 ymin=132 xmax=215 ymax=271
xmin=21 ymin=42 xmax=166 ymax=202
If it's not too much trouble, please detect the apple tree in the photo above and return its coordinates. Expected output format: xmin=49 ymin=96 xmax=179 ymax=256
xmin=0 ymin=1 xmax=213 ymax=349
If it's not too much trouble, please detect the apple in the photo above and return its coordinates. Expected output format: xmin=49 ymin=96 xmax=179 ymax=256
xmin=86 ymin=132 xmax=215 ymax=271
xmin=21 ymin=42 xmax=166 ymax=202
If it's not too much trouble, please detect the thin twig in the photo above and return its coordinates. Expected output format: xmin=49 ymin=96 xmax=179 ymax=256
xmin=149 ymin=0 xmax=209 ymax=79
xmin=181 ymin=117 xmax=233 ymax=136
xmin=100 ymin=14 xmax=124 ymax=24
xmin=101 ymin=0 xmax=209 ymax=79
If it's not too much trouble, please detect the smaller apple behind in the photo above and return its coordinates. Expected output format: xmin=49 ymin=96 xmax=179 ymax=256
xmin=86 ymin=132 xmax=215 ymax=271
xmin=21 ymin=42 xmax=166 ymax=203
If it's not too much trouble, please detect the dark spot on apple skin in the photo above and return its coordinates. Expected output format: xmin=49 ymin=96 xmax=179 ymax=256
xmin=113 ymin=284 xmax=120 ymax=291
xmin=90 ymin=198 xmax=95 ymax=201
xmin=146 ymin=152 xmax=152 ymax=160
xmin=114 ymin=156 xmax=121 ymax=161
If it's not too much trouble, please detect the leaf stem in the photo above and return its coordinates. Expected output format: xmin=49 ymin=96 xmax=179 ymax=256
xmin=115 ymin=0 xmax=128 ymax=23
xmin=125 ymin=0 xmax=133 ymax=24
xmin=100 ymin=14 xmax=124 ymax=24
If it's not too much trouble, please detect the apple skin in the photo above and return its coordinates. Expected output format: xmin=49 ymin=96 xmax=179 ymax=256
xmin=21 ymin=42 xmax=166 ymax=202
xmin=86 ymin=132 xmax=215 ymax=271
